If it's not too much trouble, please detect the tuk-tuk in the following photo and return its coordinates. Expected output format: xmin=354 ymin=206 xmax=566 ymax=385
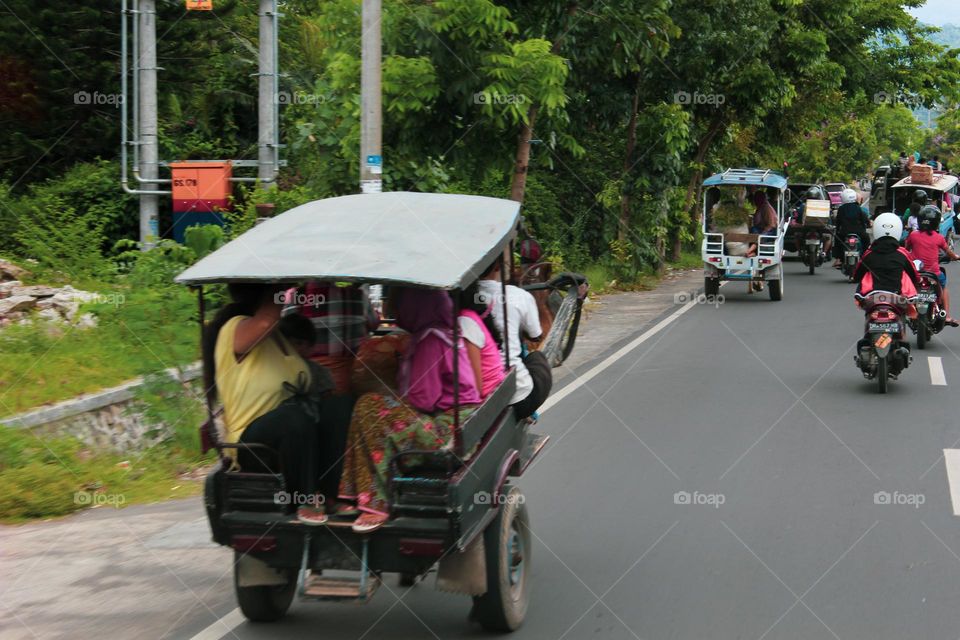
xmin=701 ymin=168 xmax=789 ymax=301
xmin=887 ymin=172 xmax=960 ymax=247
xmin=175 ymin=192 xmax=587 ymax=632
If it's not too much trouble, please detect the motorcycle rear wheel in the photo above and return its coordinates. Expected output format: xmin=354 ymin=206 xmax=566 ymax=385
xmin=877 ymin=358 xmax=888 ymax=394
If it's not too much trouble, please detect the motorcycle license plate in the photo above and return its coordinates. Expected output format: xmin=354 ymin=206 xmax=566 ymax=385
xmin=845 ymin=252 xmax=859 ymax=258
xmin=806 ymin=240 xmax=820 ymax=246
xmin=917 ymin=292 xmax=937 ymax=303
xmin=869 ymin=322 xmax=899 ymax=332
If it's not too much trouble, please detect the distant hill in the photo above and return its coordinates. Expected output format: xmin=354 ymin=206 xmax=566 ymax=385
xmin=909 ymin=24 xmax=959 ymax=128
xmin=928 ymin=23 xmax=960 ymax=48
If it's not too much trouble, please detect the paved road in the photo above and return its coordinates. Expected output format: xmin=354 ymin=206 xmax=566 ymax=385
xmin=8 ymin=260 xmax=960 ymax=639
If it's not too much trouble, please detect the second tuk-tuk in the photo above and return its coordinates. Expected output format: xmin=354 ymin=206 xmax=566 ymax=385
xmin=887 ymin=172 xmax=960 ymax=248
xmin=702 ymin=168 xmax=789 ymax=300
xmin=175 ymin=191 xmax=587 ymax=632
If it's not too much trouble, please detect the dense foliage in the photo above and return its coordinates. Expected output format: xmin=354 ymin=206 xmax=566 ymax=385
xmin=1 ymin=1 xmax=959 ymax=276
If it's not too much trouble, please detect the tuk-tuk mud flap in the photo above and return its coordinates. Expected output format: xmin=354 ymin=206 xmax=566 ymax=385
xmin=436 ymin=535 xmax=487 ymax=595
xmin=236 ymin=553 xmax=289 ymax=587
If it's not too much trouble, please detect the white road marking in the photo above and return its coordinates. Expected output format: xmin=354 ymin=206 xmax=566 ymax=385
xmin=190 ymin=296 xmax=700 ymax=640
xmin=538 ymin=299 xmax=698 ymax=414
xmin=928 ymin=356 xmax=947 ymax=386
xmin=190 ymin=607 xmax=245 ymax=640
xmin=944 ymin=449 xmax=960 ymax=516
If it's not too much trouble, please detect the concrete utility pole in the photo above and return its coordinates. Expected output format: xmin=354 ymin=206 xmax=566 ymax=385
xmin=258 ymin=0 xmax=278 ymax=183
xmin=138 ymin=0 xmax=159 ymax=248
xmin=359 ymin=0 xmax=382 ymax=193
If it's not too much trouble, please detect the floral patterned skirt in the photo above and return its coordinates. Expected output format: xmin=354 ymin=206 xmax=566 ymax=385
xmin=337 ymin=393 xmax=472 ymax=516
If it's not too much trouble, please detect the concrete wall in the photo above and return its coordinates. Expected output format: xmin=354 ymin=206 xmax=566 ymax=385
xmin=1 ymin=363 xmax=203 ymax=453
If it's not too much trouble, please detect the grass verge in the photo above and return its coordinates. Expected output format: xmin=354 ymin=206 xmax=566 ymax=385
xmin=0 ymin=426 xmax=212 ymax=523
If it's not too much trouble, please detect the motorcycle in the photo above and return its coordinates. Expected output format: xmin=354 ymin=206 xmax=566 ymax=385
xmin=854 ymin=290 xmax=914 ymax=394
xmin=798 ymin=228 xmax=828 ymax=275
xmin=911 ymin=258 xmax=949 ymax=349
xmin=840 ymin=234 xmax=862 ymax=281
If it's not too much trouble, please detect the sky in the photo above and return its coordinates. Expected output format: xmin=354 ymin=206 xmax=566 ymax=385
xmin=909 ymin=0 xmax=960 ymax=26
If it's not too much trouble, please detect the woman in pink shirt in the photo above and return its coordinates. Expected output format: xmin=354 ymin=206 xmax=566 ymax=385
xmin=905 ymin=206 xmax=960 ymax=325
xmin=459 ymin=283 xmax=506 ymax=398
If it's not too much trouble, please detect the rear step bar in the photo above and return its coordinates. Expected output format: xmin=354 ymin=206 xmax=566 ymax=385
xmin=297 ymin=533 xmax=381 ymax=602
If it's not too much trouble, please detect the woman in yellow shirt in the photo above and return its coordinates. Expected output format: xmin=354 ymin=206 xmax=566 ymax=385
xmin=202 ymin=283 xmax=328 ymax=525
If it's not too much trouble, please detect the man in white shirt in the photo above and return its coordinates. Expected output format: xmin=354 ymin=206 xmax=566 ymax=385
xmin=478 ymin=259 xmax=552 ymax=418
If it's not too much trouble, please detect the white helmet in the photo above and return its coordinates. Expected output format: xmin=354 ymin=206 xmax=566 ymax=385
xmin=872 ymin=212 xmax=903 ymax=240
xmin=840 ymin=188 xmax=858 ymax=204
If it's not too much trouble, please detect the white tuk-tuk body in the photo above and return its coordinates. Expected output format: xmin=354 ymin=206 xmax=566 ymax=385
xmin=701 ymin=168 xmax=789 ymax=300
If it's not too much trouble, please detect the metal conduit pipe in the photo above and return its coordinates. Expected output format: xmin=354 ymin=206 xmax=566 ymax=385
xmin=120 ymin=0 xmax=169 ymax=196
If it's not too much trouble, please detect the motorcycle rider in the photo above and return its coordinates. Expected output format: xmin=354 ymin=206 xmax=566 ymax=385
xmin=790 ymin=186 xmax=833 ymax=257
xmin=905 ymin=205 xmax=960 ymax=326
xmin=833 ymin=188 xmax=870 ymax=268
xmin=853 ymin=212 xmax=921 ymax=318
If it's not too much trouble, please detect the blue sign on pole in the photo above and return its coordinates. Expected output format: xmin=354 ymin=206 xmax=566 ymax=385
xmin=366 ymin=155 xmax=382 ymax=166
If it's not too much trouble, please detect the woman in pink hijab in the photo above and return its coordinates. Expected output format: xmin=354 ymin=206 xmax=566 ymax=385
xmin=338 ymin=287 xmax=481 ymax=532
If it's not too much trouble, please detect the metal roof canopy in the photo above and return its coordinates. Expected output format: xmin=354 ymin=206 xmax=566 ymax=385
xmin=175 ymin=192 xmax=520 ymax=289
xmin=890 ymin=173 xmax=959 ymax=193
xmin=703 ymin=168 xmax=789 ymax=190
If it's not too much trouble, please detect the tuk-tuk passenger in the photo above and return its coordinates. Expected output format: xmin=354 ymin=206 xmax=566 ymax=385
xmin=744 ymin=190 xmax=778 ymax=275
xmin=459 ymin=282 xmax=506 ymax=399
xmin=338 ymin=287 xmax=481 ymax=533
xmin=204 ymin=283 xmax=329 ymax=525
xmin=749 ymin=190 xmax=777 ymax=236
xmin=283 ymin=282 xmax=379 ymax=394
xmin=478 ymin=259 xmax=553 ymax=419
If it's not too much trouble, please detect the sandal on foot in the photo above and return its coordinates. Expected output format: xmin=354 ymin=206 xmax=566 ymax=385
xmin=334 ymin=503 xmax=360 ymax=517
xmin=947 ymin=318 xmax=959 ymax=327
xmin=297 ymin=506 xmax=328 ymax=526
xmin=351 ymin=513 xmax=388 ymax=533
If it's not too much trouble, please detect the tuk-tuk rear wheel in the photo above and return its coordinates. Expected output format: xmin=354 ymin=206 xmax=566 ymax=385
xmin=704 ymin=277 xmax=720 ymax=297
xmin=769 ymin=278 xmax=783 ymax=301
xmin=233 ymin=553 xmax=296 ymax=623
xmin=472 ymin=485 xmax=530 ymax=632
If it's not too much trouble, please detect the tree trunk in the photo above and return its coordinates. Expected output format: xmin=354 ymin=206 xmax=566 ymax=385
xmin=618 ymin=75 xmax=642 ymax=244
xmin=509 ymin=4 xmax=577 ymax=205
xmin=510 ymin=106 xmax=538 ymax=203
xmin=670 ymin=114 xmax=726 ymax=261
